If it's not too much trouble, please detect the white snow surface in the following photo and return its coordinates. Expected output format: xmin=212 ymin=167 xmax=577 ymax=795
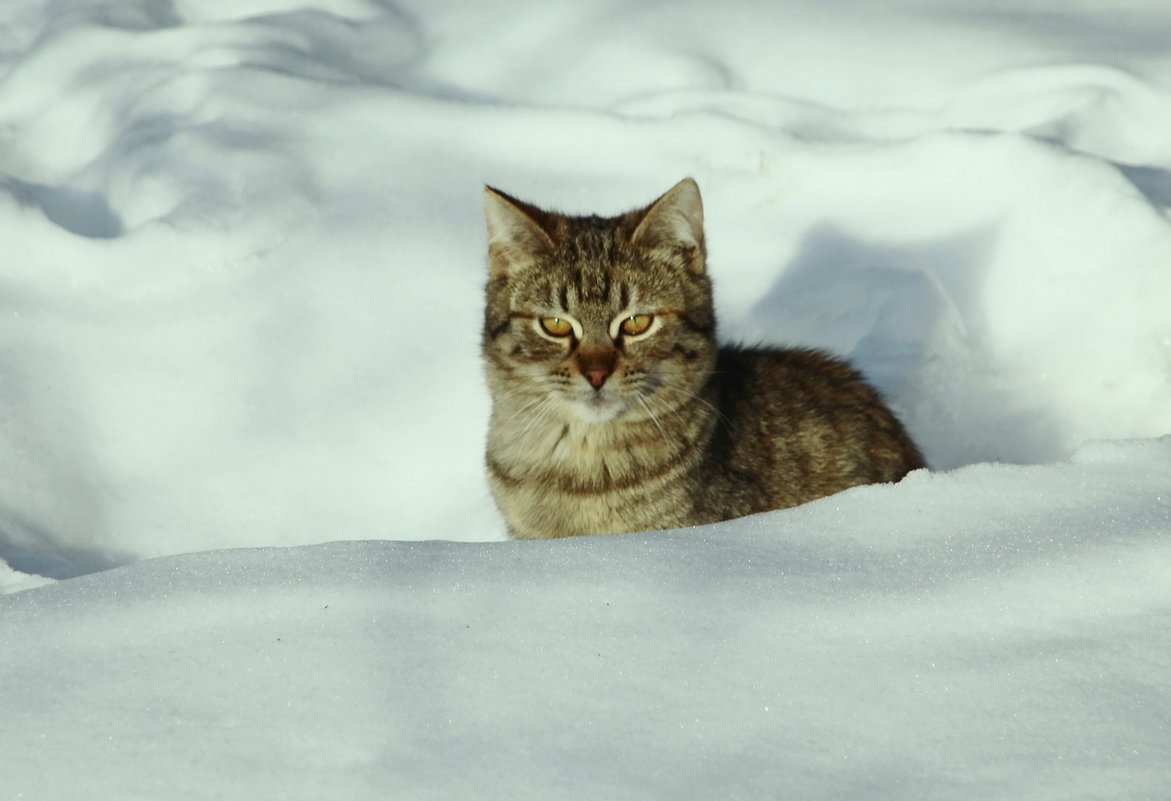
xmin=2 ymin=0 xmax=1170 ymax=797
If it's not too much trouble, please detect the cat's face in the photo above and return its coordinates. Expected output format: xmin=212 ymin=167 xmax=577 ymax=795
xmin=482 ymin=179 xmax=717 ymax=425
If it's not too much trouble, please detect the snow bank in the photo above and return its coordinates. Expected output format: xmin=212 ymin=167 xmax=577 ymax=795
xmin=2 ymin=437 xmax=1169 ymax=799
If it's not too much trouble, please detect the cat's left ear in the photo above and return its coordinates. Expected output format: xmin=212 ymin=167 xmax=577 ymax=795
xmin=483 ymin=186 xmax=557 ymax=280
xmin=631 ymin=177 xmax=706 ymax=274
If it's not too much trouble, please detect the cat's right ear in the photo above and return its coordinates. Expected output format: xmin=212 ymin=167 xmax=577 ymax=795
xmin=483 ymin=186 xmax=556 ymax=280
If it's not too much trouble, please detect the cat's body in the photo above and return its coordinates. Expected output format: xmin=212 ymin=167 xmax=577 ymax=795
xmin=482 ymin=178 xmax=924 ymax=539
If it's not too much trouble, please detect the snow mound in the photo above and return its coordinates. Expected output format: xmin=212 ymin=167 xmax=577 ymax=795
xmin=2 ymin=437 xmax=1169 ymax=799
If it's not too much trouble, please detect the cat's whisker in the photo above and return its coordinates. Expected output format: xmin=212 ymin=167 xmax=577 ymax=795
xmin=512 ymin=398 xmax=559 ymax=440
xmin=496 ymin=394 xmax=552 ymax=430
xmin=504 ymin=399 xmax=540 ymax=428
xmin=637 ymin=390 xmax=689 ymax=429
xmin=636 ymin=396 xmax=670 ymax=443
xmin=680 ymin=390 xmax=736 ymax=431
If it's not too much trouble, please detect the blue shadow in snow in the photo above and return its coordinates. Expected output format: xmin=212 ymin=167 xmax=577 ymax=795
xmin=3 ymin=179 xmax=124 ymax=239
xmin=745 ymin=224 xmax=1069 ymax=469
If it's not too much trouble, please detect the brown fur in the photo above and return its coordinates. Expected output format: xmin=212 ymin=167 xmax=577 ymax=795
xmin=482 ymin=178 xmax=925 ymax=539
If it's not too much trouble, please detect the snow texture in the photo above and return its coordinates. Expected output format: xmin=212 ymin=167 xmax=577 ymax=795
xmin=1 ymin=0 xmax=1169 ymax=798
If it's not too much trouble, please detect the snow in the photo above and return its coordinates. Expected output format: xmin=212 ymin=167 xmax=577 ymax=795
xmin=4 ymin=448 xmax=1170 ymax=798
xmin=1 ymin=0 xmax=1169 ymax=797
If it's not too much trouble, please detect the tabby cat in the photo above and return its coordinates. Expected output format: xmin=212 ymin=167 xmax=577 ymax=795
xmin=482 ymin=178 xmax=925 ymax=539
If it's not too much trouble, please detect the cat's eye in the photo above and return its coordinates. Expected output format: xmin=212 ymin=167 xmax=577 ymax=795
xmin=619 ymin=314 xmax=654 ymax=337
xmin=539 ymin=317 xmax=574 ymax=337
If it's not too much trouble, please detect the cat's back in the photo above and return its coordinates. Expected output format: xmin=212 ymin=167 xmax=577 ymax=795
xmin=692 ymin=344 xmax=925 ymax=518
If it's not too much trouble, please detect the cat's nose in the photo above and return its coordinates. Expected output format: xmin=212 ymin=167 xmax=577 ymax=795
xmin=584 ymin=369 xmax=611 ymax=389
xmin=576 ymin=348 xmax=617 ymax=389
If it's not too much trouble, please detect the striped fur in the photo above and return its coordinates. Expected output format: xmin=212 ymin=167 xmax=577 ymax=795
xmin=482 ymin=178 xmax=925 ymax=539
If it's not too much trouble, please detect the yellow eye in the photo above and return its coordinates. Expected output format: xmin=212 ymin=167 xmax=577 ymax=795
xmin=539 ymin=317 xmax=574 ymax=337
xmin=620 ymin=314 xmax=654 ymax=336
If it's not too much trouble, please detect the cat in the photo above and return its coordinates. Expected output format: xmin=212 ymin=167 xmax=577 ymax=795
xmin=481 ymin=177 xmax=925 ymax=539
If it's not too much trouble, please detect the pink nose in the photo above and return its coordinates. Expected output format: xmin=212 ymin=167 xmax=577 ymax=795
xmin=584 ymin=369 xmax=610 ymax=389
xmin=576 ymin=347 xmax=617 ymax=390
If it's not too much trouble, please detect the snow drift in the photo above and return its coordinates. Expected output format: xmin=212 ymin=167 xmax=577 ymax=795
xmin=3 ymin=442 xmax=1170 ymax=798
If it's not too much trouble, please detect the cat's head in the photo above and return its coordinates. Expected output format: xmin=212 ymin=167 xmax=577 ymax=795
xmin=482 ymin=178 xmax=717 ymax=424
